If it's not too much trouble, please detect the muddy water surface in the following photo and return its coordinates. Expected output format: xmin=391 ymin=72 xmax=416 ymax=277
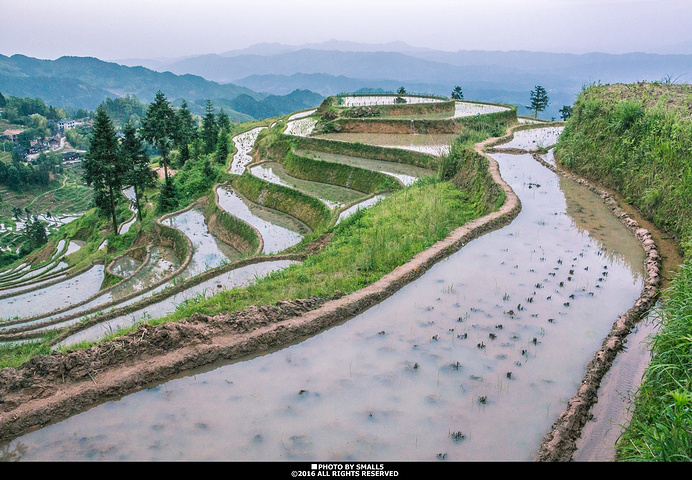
xmin=58 ymin=259 xmax=299 ymax=347
xmin=315 ymin=133 xmax=456 ymax=157
xmin=1 ymin=147 xmax=648 ymax=461
xmin=294 ymin=150 xmax=434 ymax=187
xmin=216 ymin=187 xmax=307 ymax=254
xmin=250 ymin=162 xmax=364 ymax=209
xmin=165 ymin=208 xmax=241 ymax=278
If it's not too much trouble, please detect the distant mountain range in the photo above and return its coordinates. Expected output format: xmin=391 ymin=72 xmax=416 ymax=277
xmin=116 ymin=41 xmax=692 ymax=119
xmin=3 ymin=40 xmax=692 ymax=121
xmin=0 ymin=54 xmax=323 ymax=121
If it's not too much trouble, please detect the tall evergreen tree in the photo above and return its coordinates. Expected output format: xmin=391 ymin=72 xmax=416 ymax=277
xmin=121 ymin=121 xmax=156 ymax=222
xmin=141 ymin=91 xmax=177 ymax=180
xmin=202 ymin=99 xmax=219 ymax=155
xmin=83 ymin=107 xmax=127 ymax=234
xmin=175 ymin=100 xmax=196 ymax=165
xmin=24 ymin=216 xmax=48 ymax=252
xmin=216 ymin=109 xmax=231 ymax=133
xmin=215 ymin=128 xmax=230 ymax=165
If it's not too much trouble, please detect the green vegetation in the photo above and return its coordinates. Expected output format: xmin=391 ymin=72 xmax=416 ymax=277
xmin=554 ymin=81 xmax=692 ymax=461
xmin=122 ymin=178 xmax=491 ymax=327
xmin=270 ymin=137 xmax=402 ymax=193
xmin=529 ymin=85 xmax=550 ymax=119
xmin=0 ymin=93 xmax=513 ymax=375
xmin=231 ymin=173 xmax=332 ymax=232
xmin=83 ymin=106 xmax=128 ymax=233
xmin=286 ymin=134 xmax=439 ymax=169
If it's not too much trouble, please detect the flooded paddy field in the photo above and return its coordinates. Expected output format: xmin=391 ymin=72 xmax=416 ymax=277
xmin=0 ymin=129 xmax=650 ymax=461
xmin=231 ymin=127 xmax=266 ymax=175
xmin=216 ymin=186 xmax=307 ymax=255
xmin=337 ymin=95 xmax=447 ymax=107
xmin=249 ymin=162 xmax=365 ymax=209
xmin=57 ymin=259 xmax=299 ymax=348
xmin=495 ymin=126 xmax=565 ymax=151
xmin=314 ymin=133 xmax=457 ymax=157
xmin=294 ymin=150 xmax=435 ymax=187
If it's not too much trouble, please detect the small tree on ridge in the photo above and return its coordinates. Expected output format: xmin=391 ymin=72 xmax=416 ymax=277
xmin=528 ymin=85 xmax=549 ymax=119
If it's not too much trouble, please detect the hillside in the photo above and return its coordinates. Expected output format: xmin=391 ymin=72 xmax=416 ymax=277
xmin=0 ymin=54 xmax=324 ymax=121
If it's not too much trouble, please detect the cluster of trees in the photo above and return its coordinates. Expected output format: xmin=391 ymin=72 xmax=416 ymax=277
xmin=0 ymin=151 xmax=61 ymax=191
xmin=0 ymin=95 xmax=68 ymax=126
xmin=99 ymin=95 xmax=147 ymax=128
xmin=1 ymin=95 xmax=70 ymax=147
xmin=84 ymin=91 xmax=233 ymax=235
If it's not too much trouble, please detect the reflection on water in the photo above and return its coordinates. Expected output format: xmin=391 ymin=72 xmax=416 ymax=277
xmin=250 ymin=162 xmax=362 ymax=210
xmin=166 ymin=208 xmax=241 ymax=278
xmin=231 ymin=127 xmax=266 ymax=175
xmin=216 ymin=187 xmax=306 ymax=254
xmin=0 ymin=265 xmax=106 ymax=320
xmin=495 ymin=127 xmax=564 ymax=151
xmin=2 ymin=150 xmax=647 ymax=461
xmin=58 ymin=259 xmax=298 ymax=347
xmin=295 ymin=150 xmax=433 ymax=187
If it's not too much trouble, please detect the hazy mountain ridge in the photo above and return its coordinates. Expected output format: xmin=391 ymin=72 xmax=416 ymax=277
xmin=118 ymin=41 xmax=692 ymax=119
xmin=0 ymin=54 xmax=324 ymax=120
xmin=4 ymin=40 xmax=692 ymax=121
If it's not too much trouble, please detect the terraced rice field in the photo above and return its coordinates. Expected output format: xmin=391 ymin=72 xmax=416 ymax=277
xmin=0 ymin=95 xmax=659 ymax=463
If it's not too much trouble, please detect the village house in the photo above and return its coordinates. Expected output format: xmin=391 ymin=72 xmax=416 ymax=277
xmin=2 ymin=128 xmax=25 ymax=143
xmin=58 ymin=118 xmax=77 ymax=131
xmin=62 ymin=151 xmax=83 ymax=166
xmin=48 ymin=134 xmax=62 ymax=149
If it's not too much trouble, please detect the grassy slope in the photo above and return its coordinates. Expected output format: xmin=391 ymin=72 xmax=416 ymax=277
xmin=81 ymin=111 xmax=511 ymax=346
xmin=0 ymin=104 xmax=510 ymax=370
xmin=554 ymin=81 xmax=692 ymax=461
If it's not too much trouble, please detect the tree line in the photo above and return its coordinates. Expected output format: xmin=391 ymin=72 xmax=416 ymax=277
xmin=84 ymin=91 xmax=233 ymax=234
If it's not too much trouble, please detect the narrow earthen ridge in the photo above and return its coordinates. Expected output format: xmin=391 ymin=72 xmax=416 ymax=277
xmin=531 ymin=151 xmax=662 ymax=462
xmin=0 ymin=128 xmax=522 ymax=443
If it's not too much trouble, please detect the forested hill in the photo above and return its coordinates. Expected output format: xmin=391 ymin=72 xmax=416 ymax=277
xmin=0 ymin=54 xmax=323 ymax=121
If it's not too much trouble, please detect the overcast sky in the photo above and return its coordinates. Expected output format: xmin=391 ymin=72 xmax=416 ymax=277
xmin=2 ymin=0 xmax=691 ymax=60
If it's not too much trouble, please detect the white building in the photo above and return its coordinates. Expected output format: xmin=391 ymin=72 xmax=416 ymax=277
xmin=58 ymin=118 xmax=77 ymax=131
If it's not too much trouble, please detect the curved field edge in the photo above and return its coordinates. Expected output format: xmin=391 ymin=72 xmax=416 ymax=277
xmin=531 ymin=147 xmax=662 ymax=462
xmin=551 ymin=82 xmax=692 ymax=462
xmin=0 ymin=117 xmax=519 ymax=442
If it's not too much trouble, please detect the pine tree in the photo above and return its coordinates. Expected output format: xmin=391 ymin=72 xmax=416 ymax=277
xmin=528 ymin=85 xmax=550 ymax=119
xmin=451 ymin=86 xmax=464 ymax=100
xmin=217 ymin=109 xmax=231 ymax=132
xmin=24 ymin=216 xmax=48 ymax=251
xmin=215 ymin=128 xmax=230 ymax=165
xmin=202 ymin=99 xmax=219 ymax=155
xmin=83 ymin=107 xmax=127 ymax=234
xmin=175 ymin=100 xmax=196 ymax=165
xmin=559 ymin=105 xmax=573 ymax=120
xmin=121 ymin=121 xmax=156 ymax=222
xmin=141 ymin=91 xmax=177 ymax=180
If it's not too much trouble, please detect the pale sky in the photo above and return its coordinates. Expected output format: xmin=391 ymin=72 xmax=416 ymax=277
xmin=2 ymin=0 xmax=691 ymax=60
